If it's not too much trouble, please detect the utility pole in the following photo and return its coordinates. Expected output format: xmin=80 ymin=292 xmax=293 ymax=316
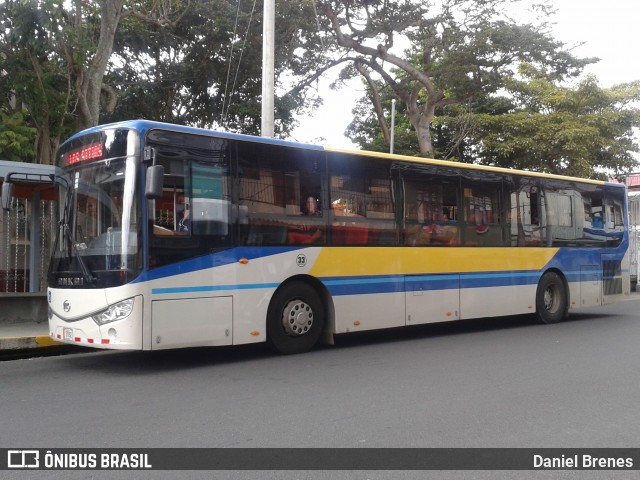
xmin=261 ymin=0 xmax=275 ymax=138
xmin=390 ymin=99 xmax=396 ymax=154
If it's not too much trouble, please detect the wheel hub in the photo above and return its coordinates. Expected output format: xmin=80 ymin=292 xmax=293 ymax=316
xmin=544 ymin=287 xmax=556 ymax=311
xmin=282 ymin=299 xmax=314 ymax=336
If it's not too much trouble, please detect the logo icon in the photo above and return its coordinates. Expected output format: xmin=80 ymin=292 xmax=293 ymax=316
xmin=48 ymin=291 xmax=52 ymax=303
xmin=296 ymin=254 xmax=307 ymax=267
xmin=8 ymin=450 xmax=39 ymax=468
xmin=63 ymin=300 xmax=71 ymax=313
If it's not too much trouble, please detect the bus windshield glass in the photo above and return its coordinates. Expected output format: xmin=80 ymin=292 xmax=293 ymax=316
xmin=48 ymin=129 xmax=141 ymax=289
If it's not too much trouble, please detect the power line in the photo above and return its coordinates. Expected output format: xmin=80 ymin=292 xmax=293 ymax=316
xmin=221 ymin=0 xmax=258 ymax=127
xmin=221 ymin=0 xmax=243 ymax=127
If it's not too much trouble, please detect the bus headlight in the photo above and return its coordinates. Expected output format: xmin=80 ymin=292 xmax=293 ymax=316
xmin=92 ymin=298 xmax=135 ymax=325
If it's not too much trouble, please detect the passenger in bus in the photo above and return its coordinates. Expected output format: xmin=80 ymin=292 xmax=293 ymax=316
xmin=177 ymin=194 xmax=190 ymax=233
xmin=152 ymin=194 xmax=190 ymax=236
xmin=405 ymin=207 xmax=458 ymax=246
xmin=287 ymin=195 xmax=323 ymax=244
xmin=426 ymin=207 xmax=458 ymax=245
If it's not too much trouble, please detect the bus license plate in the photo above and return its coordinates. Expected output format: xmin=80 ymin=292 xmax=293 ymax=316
xmin=63 ymin=328 xmax=73 ymax=341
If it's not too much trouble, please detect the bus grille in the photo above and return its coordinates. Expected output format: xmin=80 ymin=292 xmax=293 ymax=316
xmin=602 ymin=260 xmax=623 ymax=295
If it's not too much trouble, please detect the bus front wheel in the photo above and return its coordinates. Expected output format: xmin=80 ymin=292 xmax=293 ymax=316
xmin=535 ymin=272 xmax=568 ymax=324
xmin=267 ymin=282 xmax=325 ymax=354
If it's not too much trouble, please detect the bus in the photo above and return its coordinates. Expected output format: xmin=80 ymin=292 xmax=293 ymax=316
xmin=628 ymin=191 xmax=640 ymax=290
xmin=10 ymin=120 xmax=628 ymax=354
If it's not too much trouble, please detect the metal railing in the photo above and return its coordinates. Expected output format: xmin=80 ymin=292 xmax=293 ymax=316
xmin=0 ymin=198 xmax=54 ymax=293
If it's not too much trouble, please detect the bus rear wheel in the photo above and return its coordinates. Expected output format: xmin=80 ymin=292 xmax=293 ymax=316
xmin=267 ymin=282 xmax=325 ymax=354
xmin=535 ymin=272 xmax=568 ymax=324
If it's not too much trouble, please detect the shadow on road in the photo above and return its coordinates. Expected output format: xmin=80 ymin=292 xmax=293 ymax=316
xmin=55 ymin=341 xmax=273 ymax=374
xmin=330 ymin=310 xmax=614 ymax=350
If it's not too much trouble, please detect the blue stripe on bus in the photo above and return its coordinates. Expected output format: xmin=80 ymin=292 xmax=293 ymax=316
xmin=460 ymin=271 xmax=541 ymax=288
xmin=135 ymin=246 xmax=301 ymax=283
xmin=320 ymin=275 xmax=405 ymax=296
xmin=322 ymin=271 xmax=542 ymax=295
xmin=152 ymin=282 xmax=280 ymax=295
xmin=150 ymin=268 xmax=606 ymax=297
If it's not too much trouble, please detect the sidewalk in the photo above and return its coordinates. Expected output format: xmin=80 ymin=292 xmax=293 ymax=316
xmin=0 ymin=321 xmax=61 ymax=351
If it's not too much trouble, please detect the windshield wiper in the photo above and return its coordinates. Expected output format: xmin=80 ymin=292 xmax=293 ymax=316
xmin=62 ymin=222 xmax=95 ymax=285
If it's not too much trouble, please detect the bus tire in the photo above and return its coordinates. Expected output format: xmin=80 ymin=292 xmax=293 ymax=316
xmin=267 ymin=282 xmax=325 ymax=355
xmin=535 ymin=272 xmax=568 ymax=324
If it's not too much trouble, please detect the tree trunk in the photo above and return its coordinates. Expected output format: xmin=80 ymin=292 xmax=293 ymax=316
xmin=408 ymin=102 xmax=436 ymax=158
xmin=415 ymin=114 xmax=435 ymax=158
xmin=75 ymin=0 xmax=125 ymax=131
xmin=36 ymin=124 xmax=54 ymax=165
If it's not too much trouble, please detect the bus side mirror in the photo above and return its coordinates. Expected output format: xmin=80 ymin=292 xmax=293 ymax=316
xmin=1 ymin=182 xmax=14 ymax=211
xmin=145 ymin=165 xmax=165 ymax=199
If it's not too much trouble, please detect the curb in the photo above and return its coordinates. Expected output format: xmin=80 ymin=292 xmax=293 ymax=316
xmin=0 ymin=334 xmax=63 ymax=350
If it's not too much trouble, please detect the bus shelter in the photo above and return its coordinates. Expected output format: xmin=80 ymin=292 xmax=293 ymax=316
xmin=0 ymin=160 xmax=59 ymax=322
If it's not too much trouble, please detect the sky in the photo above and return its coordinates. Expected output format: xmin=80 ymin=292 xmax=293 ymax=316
xmin=289 ymin=0 xmax=640 ymax=149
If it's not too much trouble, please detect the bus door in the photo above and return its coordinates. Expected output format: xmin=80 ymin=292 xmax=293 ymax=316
xmin=146 ymin=131 xmax=234 ymax=349
xmin=401 ymin=165 xmax=461 ymax=325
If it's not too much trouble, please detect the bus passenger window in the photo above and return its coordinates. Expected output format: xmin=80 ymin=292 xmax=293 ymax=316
xmin=328 ymin=153 xmax=396 ymax=246
xmin=403 ymin=179 xmax=459 ymax=246
xmin=462 ymin=186 xmax=500 ymax=246
xmin=507 ymin=182 xmax=540 ymax=246
xmin=238 ymin=142 xmax=326 ymax=246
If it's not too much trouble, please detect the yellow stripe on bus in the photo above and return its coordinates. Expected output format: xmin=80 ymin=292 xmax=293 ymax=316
xmin=324 ymin=147 xmax=606 ymax=185
xmin=309 ymin=247 xmax=559 ymax=277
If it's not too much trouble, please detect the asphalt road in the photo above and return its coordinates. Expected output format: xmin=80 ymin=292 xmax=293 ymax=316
xmin=2 ymin=299 xmax=640 ymax=480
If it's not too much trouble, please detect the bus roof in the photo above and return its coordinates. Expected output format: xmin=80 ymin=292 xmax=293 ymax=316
xmin=326 ymin=147 xmax=613 ymax=187
xmin=66 ymin=119 xmax=618 ymax=188
xmin=64 ymin=119 xmax=324 ymax=152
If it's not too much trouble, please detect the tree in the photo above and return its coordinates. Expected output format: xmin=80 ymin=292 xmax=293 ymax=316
xmin=0 ymin=0 xmax=134 ymax=163
xmin=106 ymin=0 xmax=328 ymax=137
xmin=319 ymin=0 xmax=593 ymax=157
xmin=348 ymin=66 xmax=640 ymax=179
xmin=0 ymin=0 xmax=75 ymax=164
xmin=1 ymin=0 xmax=330 ymax=165
xmin=460 ymin=72 xmax=640 ymax=179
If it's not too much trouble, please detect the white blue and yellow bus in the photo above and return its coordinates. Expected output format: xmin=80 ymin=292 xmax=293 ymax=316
xmin=29 ymin=120 xmax=629 ymax=354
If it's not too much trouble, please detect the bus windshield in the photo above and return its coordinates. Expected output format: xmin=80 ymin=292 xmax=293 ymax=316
xmin=48 ymin=131 xmax=142 ymax=289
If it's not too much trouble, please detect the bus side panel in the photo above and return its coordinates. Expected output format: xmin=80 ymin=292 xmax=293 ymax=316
xmin=232 ymin=287 xmax=273 ymax=346
xmin=231 ymin=248 xmax=325 ymax=345
xmin=151 ymin=296 xmax=232 ymax=350
xmin=331 ymin=291 xmax=406 ymax=333
xmin=577 ymin=265 xmax=601 ymax=308
xmin=145 ymin=248 xmax=326 ymax=347
xmin=460 ymin=284 xmax=536 ymax=320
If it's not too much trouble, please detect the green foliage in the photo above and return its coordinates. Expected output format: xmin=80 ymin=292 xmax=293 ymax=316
xmin=1 ymin=0 xmax=330 ymax=165
xmin=0 ymin=0 xmax=76 ymax=163
xmin=106 ymin=0 xmax=329 ymax=137
xmin=329 ymin=0 xmax=597 ymax=156
xmin=0 ymin=112 xmax=36 ymax=162
xmin=346 ymin=91 xmax=420 ymax=156
xmin=352 ymin=72 xmax=640 ymax=179
xmin=462 ymin=75 xmax=640 ymax=179
xmin=342 ymin=2 xmax=640 ymax=178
